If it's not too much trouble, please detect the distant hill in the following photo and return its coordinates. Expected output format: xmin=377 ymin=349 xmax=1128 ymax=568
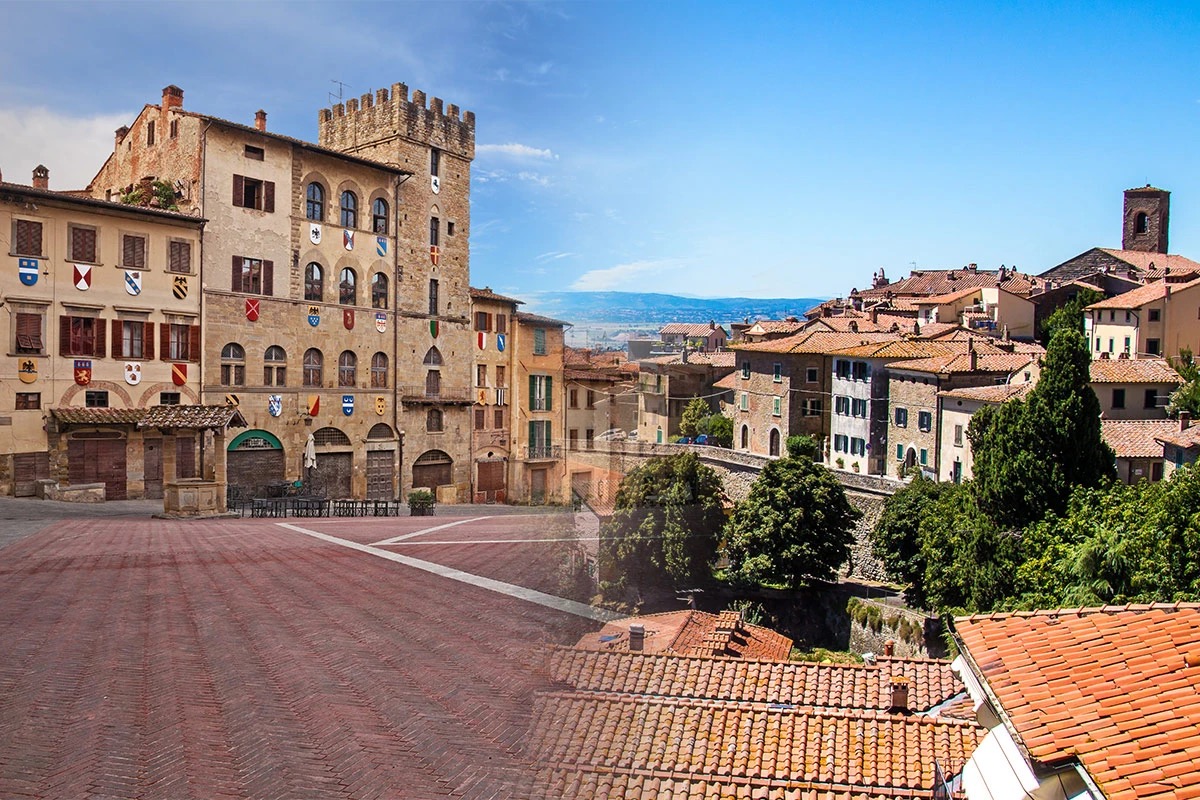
xmin=521 ymin=291 xmax=826 ymax=325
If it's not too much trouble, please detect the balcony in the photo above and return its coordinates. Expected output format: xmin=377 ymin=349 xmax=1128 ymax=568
xmin=400 ymin=385 xmax=474 ymax=404
xmin=526 ymin=445 xmax=562 ymax=460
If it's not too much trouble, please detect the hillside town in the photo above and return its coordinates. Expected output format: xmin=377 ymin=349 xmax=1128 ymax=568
xmin=4 ymin=81 xmax=1200 ymax=800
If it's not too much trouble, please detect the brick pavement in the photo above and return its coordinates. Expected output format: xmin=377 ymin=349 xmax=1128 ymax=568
xmin=0 ymin=514 xmax=601 ymax=799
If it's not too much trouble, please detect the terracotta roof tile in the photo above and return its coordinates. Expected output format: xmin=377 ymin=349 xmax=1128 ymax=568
xmin=140 ymin=404 xmax=247 ymax=429
xmin=574 ymin=611 xmax=793 ymax=661
xmin=955 ymin=604 xmax=1200 ymax=800
xmin=882 ymin=268 xmax=1040 ymax=298
xmin=660 ymin=323 xmax=728 ymax=337
xmin=888 ymin=353 xmax=1034 ymax=375
xmin=1101 ymin=419 xmax=1178 ymax=458
xmin=1096 ymin=249 xmax=1200 ymax=276
xmin=1153 ymin=422 xmax=1200 ymax=450
xmin=913 ymin=287 xmax=983 ymax=305
xmin=50 ymin=407 xmax=146 ymax=425
xmin=1089 ymin=358 xmax=1182 ymax=384
xmin=714 ymin=372 xmax=739 ymax=390
xmin=516 ymin=310 xmax=570 ymax=327
xmin=829 ymin=340 xmax=961 ymax=359
xmin=468 ymin=285 xmax=525 ymax=305
xmin=938 ymin=383 xmax=1033 ymax=403
xmin=641 ymin=351 xmax=737 ymax=367
xmin=1086 ymin=277 xmax=1200 ymax=310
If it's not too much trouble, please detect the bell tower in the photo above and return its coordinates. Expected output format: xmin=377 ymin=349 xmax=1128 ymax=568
xmin=1122 ymin=185 xmax=1169 ymax=253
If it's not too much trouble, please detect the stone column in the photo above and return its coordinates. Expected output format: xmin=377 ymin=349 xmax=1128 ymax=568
xmin=213 ymin=427 xmax=229 ymax=513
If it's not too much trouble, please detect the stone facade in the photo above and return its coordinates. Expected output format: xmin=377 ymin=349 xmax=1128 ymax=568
xmin=88 ymin=83 xmax=477 ymax=501
xmin=468 ymin=288 xmax=520 ymax=503
xmin=1122 ymin=185 xmax=1169 ymax=254
xmin=728 ymin=349 xmax=828 ymax=457
xmin=0 ymin=170 xmax=203 ymax=498
xmin=510 ymin=312 xmax=568 ymax=504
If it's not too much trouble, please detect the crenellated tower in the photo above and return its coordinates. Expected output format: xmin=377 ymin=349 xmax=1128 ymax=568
xmin=318 ymin=83 xmax=477 ymax=499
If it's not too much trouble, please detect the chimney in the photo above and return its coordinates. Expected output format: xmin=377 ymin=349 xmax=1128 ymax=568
xmin=115 ymin=125 xmax=130 ymax=147
xmin=968 ymin=338 xmax=977 ymax=371
xmin=884 ymin=639 xmax=895 ymax=657
xmin=870 ymin=306 xmax=879 ymax=325
xmin=255 ymin=109 xmax=267 ymax=132
xmin=710 ymin=320 xmax=716 ymax=330
xmin=161 ymin=85 xmax=184 ymax=110
xmin=31 ymin=165 xmax=49 ymax=190
xmin=628 ymin=623 xmax=645 ymax=651
xmin=1181 ymin=412 xmax=1191 ymax=432
xmin=889 ymin=676 xmax=910 ymax=714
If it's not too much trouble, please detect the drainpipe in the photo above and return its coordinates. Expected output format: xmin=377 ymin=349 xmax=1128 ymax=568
xmin=392 ymin=172 xmax=409 ymax=499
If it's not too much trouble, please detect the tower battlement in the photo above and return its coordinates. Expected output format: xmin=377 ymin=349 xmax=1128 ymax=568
xmin=317 ymin=82 xmax=475 ymax=161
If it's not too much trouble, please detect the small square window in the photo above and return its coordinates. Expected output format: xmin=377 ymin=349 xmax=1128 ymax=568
xmin=85 ymin=391 xmax=109 ymax=408
xmin=122 ymin=234 xmax=147 ymax=268
xmin=1148 ymin=309 xmax=1161 ymax=322
xmin=13 ymin=219 xmax=43 ymax=257
xmin=772 ymin=396 xmax=781 ymax=416
xmin=534 ymin=328 xmax=547 ymax=355
xmin=15 ymin=392 xmax=40 ymax=410
xmin=773 ymin=363 xmax=782 ymax=382
xmin=448 ymin=221 xmax=455 ymax=236
xmin=169 ymin=240 xmax=192 ymax=274
xmin=160 ymin=392 xmax=181 ymax=405
xmin=244 ymin=145 xmax=265 ymax=160
xmin=70 ymin=225 xmax=98 ymax=263
xmin=806 ymin=367 xmax=818 ymax=383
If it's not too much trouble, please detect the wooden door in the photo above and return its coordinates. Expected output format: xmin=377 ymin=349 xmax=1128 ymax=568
xmin=12 ymin=452 xmax=49 ymax=497
xmin=68 ymin=437 xmax=128 ymax=500
xmin=312 ymin=452 xmax=353 ymax=498
xmin=143 ymin=439 xmax=163 ymax=499
xmin=476 ymin=460 xmax=505 ymax=503
xmin=365 ymin=450 xmax=394 ymax=500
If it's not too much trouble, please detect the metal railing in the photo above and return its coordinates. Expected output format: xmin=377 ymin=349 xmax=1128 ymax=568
xmin=399 ymin=385 xmax=473 ymax=402
xmin=526 ymin=445 xmax=562 ymax=460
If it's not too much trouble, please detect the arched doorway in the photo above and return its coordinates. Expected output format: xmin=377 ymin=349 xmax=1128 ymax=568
xmin=365 ymin=423 xmax=396 ymax=500
xmin=227 ymin=429 xmax=285 ymax=492
xmin=769 ymin=429 xmax=781 ymax=457
xmin=740 ymin=425 xmax=749 ymax=450
xmin=904 ymin=447 xmax=917 ymax=475
xmin=412 ymin=449 xmax=453 ymax=491
xmin=310 ymin=426 xmax=353 ymax=498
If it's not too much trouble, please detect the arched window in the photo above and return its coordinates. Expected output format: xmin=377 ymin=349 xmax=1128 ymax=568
xmin=1136 ymin=211 xmax=1150 ymax=234
xmin=304 ymin=262 xmax=323 ymax=302
xmin=220 ymin=342 xmax=245 ymax=386
xmin=371 ymin=352 xmax=388 ymax=388
xmin=740 ymin=425 xmax=749 ymax=450
xmin=306 ymin=182 xmax=325 ymax=221
xmin=769 ymin=429 xmax=780 ymax=457
xmin=264 ymin=345 xmax=286 ymax=386
xmin=340 ymin=191 xmax=357 ymax=228
xmin=339 ymin=268 xmax=357 ymax=305
xmin=371 ymin=272 xmax=389 ymax=309
xmin=367 ymin=422 xmax=394 ymax=440
xmin=423 ymin=346 xmax=443 ymax=366
xmin=426 ymin=408 xmax=444 ymax=432
xmin=338 ymin=350 xmax=357 ymax=387
xmin=312 ymin=427 xmax=351 ymax=446
xmin=372 ymin=198 xmax=389 ymax=234
xmin=303 ymin=348 xmax=323 ymax=387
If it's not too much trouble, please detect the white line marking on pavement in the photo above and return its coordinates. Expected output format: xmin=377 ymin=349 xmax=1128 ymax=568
xmin=277 ymin=522 xmax=621 ymax=622
xmin=370 ymin=516 xmax=495 ymax=546
xmin=385 ymin=537 xmax=601 ymax=546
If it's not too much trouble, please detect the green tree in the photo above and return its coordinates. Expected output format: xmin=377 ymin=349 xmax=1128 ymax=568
xmin=786 ymin=434 xmax=819 ymax=460
xmin=917 ymin=483 xmax=1019 ymax=612
xmin=679 ymin=397 xmax=710 ymax=438
xmin=1038 ymin=287 xmax=1104 ymax=345
xmin=1167 ymin=348 xmax=1200 ymax=418
xmin=702 ymin=413 xmax=733 ymax=447
xmin=870 ymin=476 xmax=949 ymax=608
xmin=598 ymin=452 xmax=726 ymax=599
xmin=971 ymin=328 xmax=1114 ymax=528
xmin=723 ymin=457 xmax=860 ymax=588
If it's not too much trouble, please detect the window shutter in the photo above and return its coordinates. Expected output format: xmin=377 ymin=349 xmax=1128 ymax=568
xmin=231 ymin=255 xmax=241 ymax=292
xmin=94 ymin=319 xmax=106 ymax=358
xmin=143 ymin=322 xmax=155 ymax=360
xmin=529 ymin=375 xmax=536 ymax=409
xmin=263 ymin=260 xmax=274 ymax=296
xmin=59 ymin=316 xmax=71 ymax=357
xmin=122 ymin=235 xmax=135 ymax=266
xmin=111 ymin=320 xmax=124 ymax=358
xmin=529 ymin=420 xmax=536 ymax=447
xmin=189 ymin=326 xmax=201 ymax=363
xmin=545 ymin=376 xmax=553 ymax=411
xmin=160 ymin=323 xmax=170 ymax=361
xmin=264 ymin=181 xmax=275 ymax=213
xmin=232 ymin=174 xmax=244 ymax=207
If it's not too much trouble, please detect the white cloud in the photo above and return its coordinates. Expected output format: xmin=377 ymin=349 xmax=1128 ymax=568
xmin=536 ymin=251 xmax=576 ymax=262
xmin=571 ymin=259 xmax=686 ymax=292
xmin=0 ymin=107 xmax=131 ymax=189
xmin=476 ymin=142 xmax=558 ymax=160
xmin=517 ymin=171 xmax=550 ymax=187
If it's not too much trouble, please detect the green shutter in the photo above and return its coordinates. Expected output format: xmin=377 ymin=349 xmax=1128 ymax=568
xmin=529 ymin=374 xmax=536 ymax=409
xmin=897 ymin=444 xmax=904 ymax=460
xmin=529 ymin=420 xmax=537 ymax=448
xmin=920 ymin=449 xmax=928 ymax=465
xmin=545 ymin=376 xmax=552 ymax=411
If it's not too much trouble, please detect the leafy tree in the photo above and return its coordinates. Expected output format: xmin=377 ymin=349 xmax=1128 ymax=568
xmin=786 ymin=434 xmax=819 ymax=460
xmin=1038 ymin=287 xmax=1104 ymax=345
xmin=1167 ymin=348 xmax=1200 ymax=418
xmin=917 ymin=484 xmax=1019 ymax=612
xmin=870 ymin=476 xmax=949 ymax=608
xmin=971 ymin=328 xmax=1114 ymax=528
xmin=679 ymin=397 xmax=710 ymax=438
xmin=723 ymin=457 xmax=860 ymax=589
xmin=702 ymin=414 xmax=733 ymax=447
xmin=597 ymin=452 xmax=726 ymax=599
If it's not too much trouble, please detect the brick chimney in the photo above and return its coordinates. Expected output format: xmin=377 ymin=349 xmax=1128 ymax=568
xmin=31 ymin=165 xmax=49 ymax=189
xmin=628 ymin=623 xmax=645 ymax=652
xmin=162 ymin=85 xmax=184 ymax=110
xmin=255 ymin=109 xmax=267 ymax=132
xmin=1181 ymin=412 xmax=1191 ymax=432
xmin=968 ymin=337 xmax=978 ymax=371
xmin=889 ymin=676 xmax=910 ymax=714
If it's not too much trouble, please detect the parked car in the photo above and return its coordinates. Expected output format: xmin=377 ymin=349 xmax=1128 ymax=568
xmin=674 ymin=436 xmax=693 ymax=444
xmin=596 ymin=428 xmax=627 ymax=441
xmin=694 ymin=434 xmax=709 ymax=445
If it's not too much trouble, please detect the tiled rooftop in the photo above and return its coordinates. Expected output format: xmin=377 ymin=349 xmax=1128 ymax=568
xmin=1097 ymin=249 xmax=1200 ymax=276
xmin=888 ymin=353 xmax=1035 ymax=375
xmin=549 ymin=649 xmax=965 ymax=713
xmin=660 ymin=323 xmax=727 ymax=336
xmin=50 ymin=407 xmax=147 ymax=425
xmin=829 ymin=340 xmax=961 ymax=359
xmin=1100 ymin=419 xmax=1179 ymax=458
xmin=140 ymin=404 xmax=248 ymax=429
xmin=1089 ymin=358 xmax=1182 ymax=384
xmin=955 ymin=604 xmax=1200 ymax=800
xmin=516 ymin=310 xmax=570 ymax=328
xmin=1086 ymin=277 xmax=1200 ymax=310
xmin=913 ymin=287 xmax=983 ymax=305
xmin=938 ymin=383 xmax=1033 ymax=403
xmin=640 ymin=351 xmax=737 ymax=367
xmin=469 ymin=285 xmax=525 ymax=305
xmin=574 ymin=611 xmax=793 ymax=661
xmin=529 ymin=692 xmax=983 ymax=799
xmin=1153 ymin=421 xmax=1200 ymax=450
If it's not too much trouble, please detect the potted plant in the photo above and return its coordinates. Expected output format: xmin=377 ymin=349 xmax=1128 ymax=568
xmin=835 ymin=457 xmax=845 ymax=469
xmin=407 ymin=489 xmax=436 ymax=516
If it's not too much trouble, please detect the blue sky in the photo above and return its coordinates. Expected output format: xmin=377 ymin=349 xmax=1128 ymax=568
xmin=2 ymin=1 xmax=1199 ymax=300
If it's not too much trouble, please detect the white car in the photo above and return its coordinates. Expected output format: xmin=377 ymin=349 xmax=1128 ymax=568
xmin=596 ymin=428 xmax=628 ymax=441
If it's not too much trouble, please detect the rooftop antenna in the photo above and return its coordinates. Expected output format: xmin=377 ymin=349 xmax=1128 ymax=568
xmin=328 ymin=80 xmax=348 ymax=106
